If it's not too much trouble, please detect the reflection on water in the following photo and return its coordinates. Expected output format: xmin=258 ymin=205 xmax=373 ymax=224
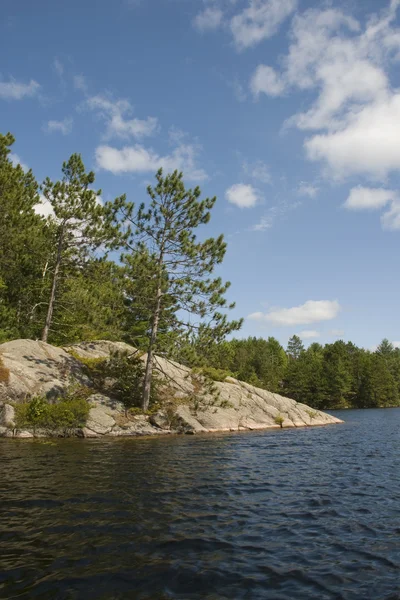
xmin=0 ymin=409 xmax=399 ymax=599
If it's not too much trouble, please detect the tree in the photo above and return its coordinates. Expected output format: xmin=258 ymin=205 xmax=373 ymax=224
xmin=287 ymin=335 xmax=304 ymax=360
xmin=121 ymin=169 xmax=242 ymax=410
xmin=0 ymin=132 xmax=52 ymax=341
xmin=40 ymin=154 xmax=124 ymax=342
xmin=377 ymin=338 xmax=394 ymax=357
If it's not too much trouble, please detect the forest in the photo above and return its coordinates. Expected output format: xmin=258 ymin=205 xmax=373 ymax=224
xmin=1 ymin=132 xmax=399 ymax=411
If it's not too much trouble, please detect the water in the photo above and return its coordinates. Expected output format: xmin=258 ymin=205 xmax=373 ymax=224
xmin=0 ymin=409 xmax=399 ymax=600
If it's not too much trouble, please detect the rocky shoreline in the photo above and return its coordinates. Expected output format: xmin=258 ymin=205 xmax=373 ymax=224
xmin=0 ymin=339 xmax=343 ymax=438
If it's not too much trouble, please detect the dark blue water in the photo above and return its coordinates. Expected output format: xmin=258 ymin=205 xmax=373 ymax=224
xmin=0 ymin=409 xmax=399 ymax=600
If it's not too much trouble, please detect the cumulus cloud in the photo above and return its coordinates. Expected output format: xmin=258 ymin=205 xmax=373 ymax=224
xmin=248 ymin=299 xmax=340 ymax=326
xmin=0 ymin=78 xmax=40 ymax=100
xmin=381 ymin=201 xmax=400 ymax=230
xmin=96 ymin=143 xmax=207 ymax=182
xmin=344 ymin=187 xmax=397 ymax=210
xmin=299 ymin=330 xmax=320 ymax=339
xmin=86 ymin=95 xmax=159 ymax=140
xmin=225 ymin=183 xmax=260 ymax=208
xmin=44 ymin=117 xmax=73 ymax=135
xmin=231 ymin=0 xmax=297 ymax=50
xmin=297 ymin=182 xmax=319 ymax=198
xmin=194 ymin=7 xmax=223 ymax=31
xmin=251 ymin=1 xmax=400 ymax=180
xmin=250 ymin=65 xmax=285 ymax=97
xmin=393 ymin=341 xmax=400 ymax=349
xmin=344 ymin=186 xmax=400 ymax=230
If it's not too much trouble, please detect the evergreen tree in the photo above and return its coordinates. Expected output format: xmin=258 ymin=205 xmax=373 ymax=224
xmin=40 ymin=154 xmax=124 ymax=342
xmin=0 ymin=132 xmax=52 ymax=340
xmin=121 ymin=169 xmax=242 ymax=410
xmin=287 ymin=335 xmax=305 ymax=360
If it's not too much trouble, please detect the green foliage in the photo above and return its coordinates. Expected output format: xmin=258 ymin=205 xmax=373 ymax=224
xmin=117 ymin=168 xmax=242 ymax=410
xmin=193 ymin=366 xmax=232 ymax=382
xmin=274 ymin=415 xmax=284 ymax=428
xmin=106 ymin=350 xmax=159 ymax=412
xmin=14 ymin=393 xmax=90 ymax=432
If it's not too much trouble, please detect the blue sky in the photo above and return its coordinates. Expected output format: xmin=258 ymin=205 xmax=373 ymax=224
xmin=1 ymin=0 xmax=400 ymax=350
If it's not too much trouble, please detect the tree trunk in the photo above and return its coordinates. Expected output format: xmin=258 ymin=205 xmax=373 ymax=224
xmin=142 ymin=283 xmax=162 ymax=411
xmin=41 ymin=228 xmax=64 ymax=343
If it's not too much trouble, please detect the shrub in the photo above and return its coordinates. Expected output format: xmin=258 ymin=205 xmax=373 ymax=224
xmin=0 ymin=357 xmax=10 ymax=384
xmin=192 ymin=366 xmax=232 ymax=382
xmin=14 ymin=393 xmax=90 ymax=432
xmin=274 ymin=414 xmax=284 ymax=428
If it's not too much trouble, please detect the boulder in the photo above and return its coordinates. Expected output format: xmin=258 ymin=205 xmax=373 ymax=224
xmin=86 ymin=406 xmax=115 ymax=435
xmin=0 ymin=403 xmax=15 ymax=427
xmin=0 ymin=339 xmax=89 ymax=403
xmin=149 ymin=411 xmax=171 ymax=430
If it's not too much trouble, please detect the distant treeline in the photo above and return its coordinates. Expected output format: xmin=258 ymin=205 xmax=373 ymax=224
xmin=194 ymin=336 xmax=400 ymax=410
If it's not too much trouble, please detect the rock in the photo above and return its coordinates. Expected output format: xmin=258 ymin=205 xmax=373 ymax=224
xmin=149 ymin=411 xmax=170 ymax=430
xmin=0 ymin=339 xmax=90 ymax=403
xmin=87 ymin=393 xmax=125 ymax=417
xmin=81 ymin=427 xmax=100 ymax=438
xmin=0 ymin=338 xmax=343 ymax=437
xmin=86 ymin=406 xmax=115 ymax=435
xmin=15 ymin=430 xmax=33 ymax=438
xmin=0 ymin=426 xmax=8 ymax=437
xmin=0 ymin=403 xmax=15 ymax=427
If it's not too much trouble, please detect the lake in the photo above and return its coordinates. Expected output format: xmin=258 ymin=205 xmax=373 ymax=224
xmin=0 ymin=408 xmax=399 ymax=599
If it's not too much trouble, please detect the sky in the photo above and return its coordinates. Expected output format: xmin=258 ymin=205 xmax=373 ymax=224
xmin=1 ymin=0 xmax=399 ymax=351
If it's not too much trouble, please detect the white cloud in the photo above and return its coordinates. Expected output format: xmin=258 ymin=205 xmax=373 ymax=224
xmin=44 ymin=117 xmax=73 ymax=135
xmin=297 ymin=182 xmax=319 ymax=197
xmin=86 ymin=95 xmax=158 ymax=140
xmin=248 ymin=299 xmax=341 ymax=326
xmin=251 ymin=2 xmax=400 ymax=180
xmin=194 ymin=7 xmax=223 ymax=31
xmin=242 ymin=159 xmax=271 ymax=183
xmin=34 ymin=194 xmax=54 ymax=218
xmin=96 ymin=143 xmax=207 ymax=182
xmin=0 ymin=78 xmax=40 ymax=100
xmin=381 ymin=201 xmax=400 ymax=230
xmin=9 ymin=153 xmax=28 ymax=172
xmin=344 ymin=187 xmax=397 ymax=210
xmin=226 ymin=183 xmax=260 ymax=208
xmin=250 ymin=65 xmax=285 ymax=97
xmin=231 ymin=0 xmax=297 ymax=50
xmin=344 ymin=186 xmax=400 ymax=230
xmin=252 ymin=198 xmax=301 ymax=230
xmin=299 ymin=330 xmax=320 ymax=339
xmin=393 ymin=341 xmax=400 ymax=349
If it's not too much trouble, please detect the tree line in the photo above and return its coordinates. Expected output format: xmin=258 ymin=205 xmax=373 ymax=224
xmin=193 ymin=335 xmax=400 ymax=410
xmin=1 ymin=132 xmax=398 ymax=411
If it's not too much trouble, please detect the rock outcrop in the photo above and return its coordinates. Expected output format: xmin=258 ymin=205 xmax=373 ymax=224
xmin=0 ymin=339 xmax=342 ymax=438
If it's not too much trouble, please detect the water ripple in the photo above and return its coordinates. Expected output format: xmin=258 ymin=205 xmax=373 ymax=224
xmin=0 ymin=408 xmax=399 ymax=599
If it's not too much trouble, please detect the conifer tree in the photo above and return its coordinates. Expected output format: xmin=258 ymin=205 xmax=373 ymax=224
xmin=40 ymin=154 xmax=124 ymax=342
xmin=121 ymin=169 xmax=242 ymax=410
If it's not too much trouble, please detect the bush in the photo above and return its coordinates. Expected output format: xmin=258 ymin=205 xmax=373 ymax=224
xmin=106 ymin=350 xmax=159 ymax=413
xmin=14 ymin=393 xmax=90 ymax=432
xmin=193 ymin=366 xmax=232 ymax=382
xmin=274 ymin=414 xmax=284 ymax=428
xmin=0 ymin=357 xmax=10 ymax=384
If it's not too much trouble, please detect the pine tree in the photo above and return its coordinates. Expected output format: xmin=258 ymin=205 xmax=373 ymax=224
xmin=287 ymin=335 xmax=305 ymax=360
xmin=40 ymin=154 xmax=124 ymax=342
xmin=121 ymin=169 xmax=242 ymax=410
xmin=0 ymin=132 xmax=52 ymax=340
